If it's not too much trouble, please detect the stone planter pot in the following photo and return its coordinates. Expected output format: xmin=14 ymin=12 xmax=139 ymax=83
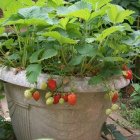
xmin=0 ymin=67 xmax=130 ymax=140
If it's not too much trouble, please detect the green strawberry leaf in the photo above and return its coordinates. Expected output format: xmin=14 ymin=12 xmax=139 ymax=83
xmin=43 ymin=31 xmax=77 ymax=44
xmin=103 ymin=57 xmax=124 ymax=62
xmin=69 ymin=55 xmax=84 ymax=66
xmin=77 ymin=44 xmax=97 ymax=57
xmin=57 ymin=1 xmax=92 ymax=20
xmin=97 ymin=26 xmax=124 ymax=41
xmin=30 ymin=49 xmax=44 ymax=63
xmin=40 ymin=49 xmax=58 ymax=61
xmin=107 ymin=4 xmax=134 ymax=24
xmin=26 ymin=64 xmax=42 ymax=84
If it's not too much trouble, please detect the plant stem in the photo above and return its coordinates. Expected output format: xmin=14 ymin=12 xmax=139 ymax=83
xmin=61 ymin=46 xmax=67 ymax=65
xmin=0 ymin=49 xmax=15 ymax=67
xmin=13 ymin=25 xmax=22 ymax=52
xmin=80 ymin=57 xmax=86 ymax=74
xmin=80 ymin=21 xmax=89 ymax=74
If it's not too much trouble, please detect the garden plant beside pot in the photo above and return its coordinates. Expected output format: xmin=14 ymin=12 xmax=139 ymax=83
xmin=0 ymin=0 xmax=135 ymax=140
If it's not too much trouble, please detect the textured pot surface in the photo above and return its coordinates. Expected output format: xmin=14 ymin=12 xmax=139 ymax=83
xmin=0 ymin=67 xmax=130 ymax=140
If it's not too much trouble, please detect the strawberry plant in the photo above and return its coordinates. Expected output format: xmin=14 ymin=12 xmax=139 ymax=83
xmin=0 ymin=0 xmax=135 ymax=84
xmin=0 ymin=0 xmax=138 ymax=108
xmin=112 ymin=0 xmax=140 ymax=16
xmin=130 ymin=83 xmax=140 ymax=106
xmin=0 ymin=2 xmax=139 ymax=140
xmin=66 ymin=0 xmax=140 ymax=16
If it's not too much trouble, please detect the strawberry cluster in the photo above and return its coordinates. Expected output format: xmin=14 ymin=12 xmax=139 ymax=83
xmin=45 ymin=92 xmax=77 ymax=105
xmin=105 ymin=91 xmax=120 ymax=115
xmin=105 ymin=65 xmax=133 ymax=116
xmin=24 ymin=64 xmax=133 ymax=112
xmin=45 ymin=79 xmax=77 ymax=105
xmin=24 ymin=78 xmax=77 ymax=106
xmin=24 ymin=88 xmax=41 ymax=101
xmin=122 ymin=64 xmax=133 ymax=80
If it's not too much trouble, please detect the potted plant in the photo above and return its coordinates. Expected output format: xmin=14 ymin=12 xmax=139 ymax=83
xmin=0 ymin=0 xmax=134 ymax=140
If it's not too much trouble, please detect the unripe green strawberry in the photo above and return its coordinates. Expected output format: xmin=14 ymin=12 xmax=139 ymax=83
xmin=108 ymin=91 xmax=114 ymax=99
xmin=106 ymin=109 xmax=112 ymax=115
xmin=41 ymin=82 xmax=47 ymax=90
xmin=5 ymin=51 xmax=10 ymax=56
xmin=45 ymin=92 xmax=53 ymax=99
xmin=59 ymin=98 xmax=65 ymax=104
xmin=104 ymin=93 xmax=110 ymax=100
xmin=111 ymin=104 xmax=119 ymax=111
xmin=104 ymin=91 xmax=113 ymax=101
xmin=24 ymin=90 xmax=32 ymax=99
xmin=46 ymin=97 xmax=54 ymax=105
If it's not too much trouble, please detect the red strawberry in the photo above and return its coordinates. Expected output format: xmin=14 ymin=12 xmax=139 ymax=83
xmin=112 ymin=92 xmax=119 ymax=103
xmin=68 ymin=93 xmax=77 ymax=105
xmin=62 ymin=94 xmax=68 ymax=102
xmin=47 ymin=79 xmax=57 ymax=91
xmin=124 ymin=70 xmax=133 ymax=80
xmin=32 ymin=91 xmax=41 ymax=101
xmin=122 ymin=64 xmax=128 ymax=71
xmin=53 ymin=94 xmax=61 ymax=104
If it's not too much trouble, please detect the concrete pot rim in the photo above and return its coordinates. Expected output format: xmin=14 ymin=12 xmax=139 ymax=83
xmin=0 ymin=66 xmax=130 ymax=93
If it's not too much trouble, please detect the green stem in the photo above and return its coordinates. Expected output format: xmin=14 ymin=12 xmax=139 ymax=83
xmin=80 ymin=21 xmax=89 ymax=74
xmin=85 ymin=36 xmax=110 ymax=73
xmin=20 ymin=35 xmax=27 ymax=68
xmin=13 ymin=25 xmax=22 ymax=52
xmin=80 ymin=57 xmax=86 ymax=74
xmin=61 ymin=46 xmax=67 ymax=65
xmin=85 ymin=22 xmax=88 ymax=37
xmin=0 ymin=49 xmax=15 ymax=67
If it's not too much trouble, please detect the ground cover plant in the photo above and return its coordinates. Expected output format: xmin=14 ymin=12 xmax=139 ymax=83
xmin=121 ymin=83 xmax=140 ymax=129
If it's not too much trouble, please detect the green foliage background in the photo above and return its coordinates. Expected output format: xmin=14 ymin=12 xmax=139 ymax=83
xmin=66 ymin=0 xmax=140 ymax=16
xmin=0 ymin=0 xmax=137 ymax=84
